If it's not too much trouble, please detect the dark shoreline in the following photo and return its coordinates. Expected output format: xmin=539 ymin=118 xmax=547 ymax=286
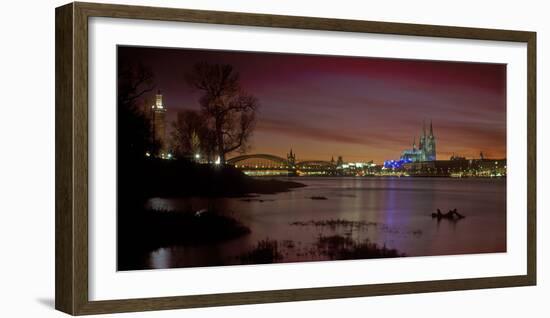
xmin=119 ymin=159 xmax=307 ymax=200
xmin=117 ymin=159 xmax=307 ymax=270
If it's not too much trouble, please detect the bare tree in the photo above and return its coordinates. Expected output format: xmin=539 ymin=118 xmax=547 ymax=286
xmin=118 ymin=62 xmax=156 ymax=108
xmin=172 ymin=110 xmax=216 ymax=161
xmin=117 ymin=61 xmax=158 ymax=160
xmin=186 ymin=62 xmax=259 ymax=163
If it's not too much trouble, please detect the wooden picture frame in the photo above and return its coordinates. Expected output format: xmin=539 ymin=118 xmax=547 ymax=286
xmin=56 ymin=2 xmax=536 ymax=315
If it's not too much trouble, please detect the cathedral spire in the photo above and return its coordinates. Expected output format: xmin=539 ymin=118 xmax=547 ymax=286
xmin=413 ymin=136 xmax=416 ymax=150
xmin=429 ymin=119 xmax=434 ymax=136
xmin=423 ymin=120 xmax=426 ymax=137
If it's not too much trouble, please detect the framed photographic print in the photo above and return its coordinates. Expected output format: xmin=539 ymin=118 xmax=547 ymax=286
xmin=55 ymin=2 xmax=536 ymax=315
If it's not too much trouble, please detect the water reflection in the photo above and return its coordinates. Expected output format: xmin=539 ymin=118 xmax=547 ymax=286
xmin=144 ymin=177 xmax=506 ymax=269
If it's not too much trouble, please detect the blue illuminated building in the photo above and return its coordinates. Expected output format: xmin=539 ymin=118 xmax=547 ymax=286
xmin=384 ymin=120 xmax=437 ymax=169
xmin=384 ymin=158 xmax=413 ymax=169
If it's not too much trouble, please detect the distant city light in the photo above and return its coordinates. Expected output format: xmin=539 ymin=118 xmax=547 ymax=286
xmin=145 ymin=152 xmax=151 ymax=157
xmin=195 ymin=153 xmax=200 ymax=159
xmin=214 ymin=156 xmax=221 ymax=165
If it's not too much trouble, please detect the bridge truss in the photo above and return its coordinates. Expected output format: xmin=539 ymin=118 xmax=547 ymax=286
xmin=227 ymin=154 xmax=337 ymax=176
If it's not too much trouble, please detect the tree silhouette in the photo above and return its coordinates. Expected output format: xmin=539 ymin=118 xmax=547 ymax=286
xmin=186 ymin=62 xmax=259 ymax=163
xmin=172 ymin=110 xmax=216 ymax=161
xmin=117 ymin=61 xmax=157 ymax=161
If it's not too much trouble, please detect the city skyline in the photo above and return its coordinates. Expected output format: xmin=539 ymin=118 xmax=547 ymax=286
xmin=119 ymin=46 xmax=507 ymax=164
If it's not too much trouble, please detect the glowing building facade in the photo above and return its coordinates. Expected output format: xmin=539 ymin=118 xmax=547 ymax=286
xmin=384 ymin=121 xmax=436 ymax=169
xmin=400 ymin=120 xmax=436 ymax=162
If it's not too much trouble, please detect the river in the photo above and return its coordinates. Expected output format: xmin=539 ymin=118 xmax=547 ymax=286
xmin=143 ymin=177 xmax=506 ymax=269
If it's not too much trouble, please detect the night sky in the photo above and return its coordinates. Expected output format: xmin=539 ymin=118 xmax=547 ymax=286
xmin=118 ymin=46 xmax=506 ymax=164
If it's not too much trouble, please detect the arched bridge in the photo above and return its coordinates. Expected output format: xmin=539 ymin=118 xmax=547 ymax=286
xmin=226 ymin=154 xmax=289 ymax=166
xmin=227 ymin=154 xmax=337 ymax=176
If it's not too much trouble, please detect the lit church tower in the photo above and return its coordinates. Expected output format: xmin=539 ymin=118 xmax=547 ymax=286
xmin=287 ymin=148 xmax=296 ymax=167
xmin=419 ymin=120 xmax=426 ymax=161
xmin=426 ymin=120 xmax=436 ymax=161
xmin=151 ymin=90 xmax=167 ymax=157
xmin=399 ymin=120 xmax=436 ymax=163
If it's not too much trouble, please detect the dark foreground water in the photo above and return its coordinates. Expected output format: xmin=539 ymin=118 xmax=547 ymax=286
xmin=142 ymin=177 xmax=506 ymax=269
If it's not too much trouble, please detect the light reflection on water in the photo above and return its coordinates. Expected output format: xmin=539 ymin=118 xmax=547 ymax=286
xmin=145 ymin=177 xmax=506 ymax=269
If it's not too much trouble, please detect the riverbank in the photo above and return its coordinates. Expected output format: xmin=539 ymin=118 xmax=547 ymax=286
xmin=117 ymin=158 xmax=306 ymax=270
xmin=119 ymin=158 xmax=306 ymax=201
xmin=118 ymin=207 xmax=251 ymax=270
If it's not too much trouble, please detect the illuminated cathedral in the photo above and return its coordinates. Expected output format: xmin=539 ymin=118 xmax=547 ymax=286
xmin=400 ymin=120 xmax=436 ymax=162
